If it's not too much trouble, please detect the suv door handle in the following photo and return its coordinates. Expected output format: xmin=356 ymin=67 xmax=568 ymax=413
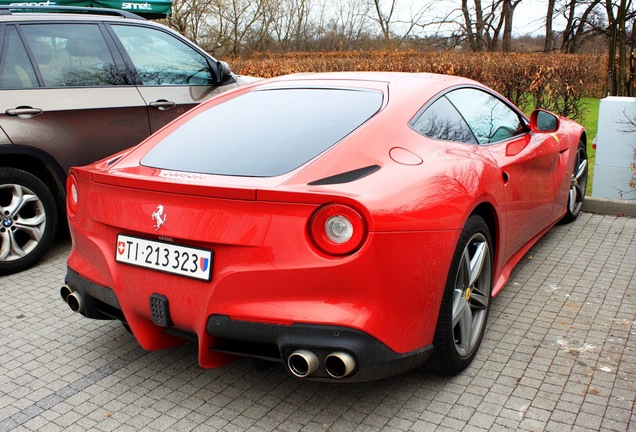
xmin=5 ymin=107 xmax=43 ymax=118
xmin=149 ymin=100 xmax=176 ymax=111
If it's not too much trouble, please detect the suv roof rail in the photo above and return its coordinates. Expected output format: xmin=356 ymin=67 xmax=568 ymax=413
xmin=0 ymin=5 xmax=145 ymax=19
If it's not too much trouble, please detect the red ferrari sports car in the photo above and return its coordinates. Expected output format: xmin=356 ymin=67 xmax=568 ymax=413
xmin=62 ymin=72 xmax=587 ymax=382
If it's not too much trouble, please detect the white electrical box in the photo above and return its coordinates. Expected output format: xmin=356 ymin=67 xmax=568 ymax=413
xmin=592 ymin=96 xmax=636 ymax=200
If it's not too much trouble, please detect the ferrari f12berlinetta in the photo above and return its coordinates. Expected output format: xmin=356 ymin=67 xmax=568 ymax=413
xmin=62 ymin=72 xmax=587 ymax=382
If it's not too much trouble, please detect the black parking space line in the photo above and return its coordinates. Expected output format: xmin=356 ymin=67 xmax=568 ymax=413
xmin=0 ymin=348 xmax=148 ymax=432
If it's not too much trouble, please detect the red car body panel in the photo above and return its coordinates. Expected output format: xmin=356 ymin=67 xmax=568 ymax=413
xmin=64 ymin=72 xmax=585 ymax=380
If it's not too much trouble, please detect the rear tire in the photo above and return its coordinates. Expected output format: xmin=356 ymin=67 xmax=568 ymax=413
xmin=426 ymin=215 xmax=493 ymax=374
xmin=0 ymin=168 xmax=58 ymax=275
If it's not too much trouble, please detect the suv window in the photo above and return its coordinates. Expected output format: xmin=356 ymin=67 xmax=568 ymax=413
xmin=18 ymin=24 xmax=121 ymax=87
xmin=0 ymin=26 xmax=38 ymax=88
xmin=112 ymin=25 xmax=214 ymax=86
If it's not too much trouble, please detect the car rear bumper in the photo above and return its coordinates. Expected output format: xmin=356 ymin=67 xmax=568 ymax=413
xmin=206 ymin=314 xmax=433 ymax=382
xmin=63 ymin=267 xmax=124 ymax=321
xmin=63 ymin=266 xmax=433 ymax=382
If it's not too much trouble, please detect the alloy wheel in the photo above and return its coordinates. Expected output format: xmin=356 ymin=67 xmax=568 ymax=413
xmin=0 ymin=183 xmax=47 ymax=262
xmin=451 ymin=232 xmax=492 ymax=357
xmin=568 ymin=147 xmax=588 ymax=215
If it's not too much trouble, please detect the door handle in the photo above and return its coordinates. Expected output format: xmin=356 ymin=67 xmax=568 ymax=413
xmin=5 ymin=107 xmax=43 ymax=118
xmin=149 ymin=100 xmax=176 ymax=111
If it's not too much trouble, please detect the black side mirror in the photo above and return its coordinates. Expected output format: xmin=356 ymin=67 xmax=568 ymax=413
xmin=216 ymin=61 xmax=232 ymax=84
xmin=530 ymin=109 xmax=559 ymax=132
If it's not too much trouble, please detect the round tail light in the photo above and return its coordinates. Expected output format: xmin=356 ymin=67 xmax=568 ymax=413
xmin=67 ymin=174 xmax=79 ymax=216
xmin=309 ymin=204 xmax=367 ymax=256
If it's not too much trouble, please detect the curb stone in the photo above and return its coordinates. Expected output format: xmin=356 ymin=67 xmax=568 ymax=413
xmin=583 ymin=196 xmax=636 ymax=217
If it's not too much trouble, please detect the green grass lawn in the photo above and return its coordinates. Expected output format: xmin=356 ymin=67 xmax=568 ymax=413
xmin=579 ymin=97 xmax=600 ymax=195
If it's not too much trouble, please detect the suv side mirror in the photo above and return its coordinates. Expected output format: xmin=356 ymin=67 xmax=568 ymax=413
xmin=530 ymin=109 xmax=559 ymax=132
xmin=216 ymin=61 xmax=231 ymax=84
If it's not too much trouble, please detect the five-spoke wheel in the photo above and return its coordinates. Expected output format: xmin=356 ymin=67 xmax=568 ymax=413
xmin=562 ymin=140 xmax=588 ymax=223
xmin=451 ymin=230 xmax=492 ymax=358
xmin=0 ymin=168 xmax=57 ymax=275
xmin=427 ymin=215 xmax=493 ymax=374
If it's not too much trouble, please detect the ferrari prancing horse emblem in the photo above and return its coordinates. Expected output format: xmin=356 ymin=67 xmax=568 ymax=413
xmin=151 ymin=205 xmax=167 ymax=231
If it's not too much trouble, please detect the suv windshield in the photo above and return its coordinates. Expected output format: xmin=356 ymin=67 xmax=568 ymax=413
xmin=141 ymin=88 xmax=384 ymax=177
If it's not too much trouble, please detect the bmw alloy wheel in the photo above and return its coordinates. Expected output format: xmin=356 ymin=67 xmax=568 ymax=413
xmin=0 ymin=168 xmax=57 ymax=275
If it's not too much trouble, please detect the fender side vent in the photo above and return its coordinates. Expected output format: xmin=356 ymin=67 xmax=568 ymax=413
xmin=107 ymin=155 xmax=124 ymax=166
xmin=308 ymin=165 xmax=380 ymax=186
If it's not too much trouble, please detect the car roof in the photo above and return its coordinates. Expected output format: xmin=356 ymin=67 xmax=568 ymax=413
xmin=252 ymin=71 xmax=481 ymax=109
xmin=258 ymin=71 xmax=478 ymax=91
xmin=0 ymin=13 xmax=138 ymax=22
xmin=0 ymin=6 xmax=145 ymax=21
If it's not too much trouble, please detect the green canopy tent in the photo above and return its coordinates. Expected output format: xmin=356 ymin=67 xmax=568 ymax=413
xmin=0 ymin=0 xmax=172 ymax=19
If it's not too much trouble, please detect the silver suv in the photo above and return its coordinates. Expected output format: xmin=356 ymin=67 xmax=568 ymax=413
xmin=0 ymin=6 xmax=252 ymax=275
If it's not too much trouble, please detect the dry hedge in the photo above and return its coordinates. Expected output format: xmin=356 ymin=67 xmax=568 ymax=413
xmin=227 ymin=52 xmax=607 ymax=121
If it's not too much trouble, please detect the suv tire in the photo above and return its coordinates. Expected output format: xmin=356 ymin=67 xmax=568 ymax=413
xmin=0 ymin=168 xmax=58 ymax=275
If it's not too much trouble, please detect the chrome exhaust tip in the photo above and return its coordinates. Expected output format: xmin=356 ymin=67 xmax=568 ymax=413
xmin=287 ymin=350 xmax=319 ymax=378
xmin=60 ymin=284 xmax=72 ymax=302
xmin=325 ymin=351 xmax=356 ymax=379
xmin=67 ymin=291 xmax=84 ymax=314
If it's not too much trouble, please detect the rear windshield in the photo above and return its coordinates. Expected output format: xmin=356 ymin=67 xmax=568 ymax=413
xmin=141 ymin=88 xmax=383 ymax=177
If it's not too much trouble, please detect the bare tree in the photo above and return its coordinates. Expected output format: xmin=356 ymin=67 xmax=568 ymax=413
xmin=606 ymin=0 xmax=635 ymax=95
xmin=161 ymin=0 xmax=617 ymax=56
xmin=501 ymin=0 xmax=523 ymax=52
xmin=209 ymin=0 xmax=270 ymax=55
xmin=163 ymin=0 xmax=216 ymax=49
xmin=368 ymin=0 xmax=433 ymax=49
xmin=559 ymin=0 xmax=603 ymax=53
xmin=458 ymin=0 xmax=522 ymax=52
xmin=268 ymin=0 xmax=313 ymax=50
xmin=324 ymin=0 xmax=372 ymax=48
xmin=545 ymin=0 xmax=556 ymax=51
xmin=370 ymin=0 xmax=396 ymax=48
xmin=461 ymin=0 xmax=484 ymax=50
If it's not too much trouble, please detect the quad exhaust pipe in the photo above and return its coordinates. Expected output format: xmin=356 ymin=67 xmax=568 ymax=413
xmin=287 ymin=349 xmax=356 ymax=379
xmin=325 ymin=351 xmax=356 ymax=379
xmin=60 ymin=284 xmax=72 ymax=302
xmin=287 ymin=350 xmax=319 ymax=378
xmin=60 ymin=284 xmax=85 ymax=314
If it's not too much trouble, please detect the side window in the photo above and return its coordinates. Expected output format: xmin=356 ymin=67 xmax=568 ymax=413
xmin=112 ymin=25 xmax=214 ymax=86
xmin=0 ymin=26 xmax=38 ymax=89
xmin=20 ymin=24 xmax=121 ymax=87
xmin=411 ymin=95 xmax=478 ymax=144
xmin=446 ymin=88 xmax=526 ymax=144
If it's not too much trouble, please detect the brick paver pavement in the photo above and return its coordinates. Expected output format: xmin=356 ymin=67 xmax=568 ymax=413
xmin=1 ymin=212 xmax=634 ymax=431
